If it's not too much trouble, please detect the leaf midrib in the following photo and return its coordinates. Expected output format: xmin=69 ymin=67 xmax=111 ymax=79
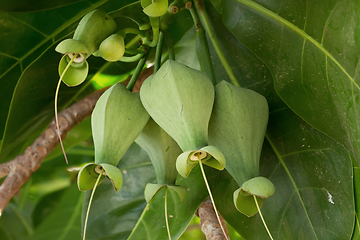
xmin=266 ymin=133 xmax=319 ymax=239
xmin=236 ymin=0 xmax=360 ymax=91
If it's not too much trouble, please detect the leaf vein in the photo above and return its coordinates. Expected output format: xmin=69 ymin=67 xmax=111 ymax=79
xmin=236 ymin=0 xmax=360 ymax=91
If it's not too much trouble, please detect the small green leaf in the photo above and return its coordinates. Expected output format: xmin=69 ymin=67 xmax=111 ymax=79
xmin=55 ymin=39 xmax=89 ymax=54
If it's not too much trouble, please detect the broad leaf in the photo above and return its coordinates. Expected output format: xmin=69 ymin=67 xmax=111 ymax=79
xmin=199 ymin=1 xmax=355 ymax=239
xmin=128 ymin=166 xmax=208 ymax=240
xmin=29 ymin=184 xmax=84 ymax=240
xmin=213 ymin=110 xmax=354 ymax=240
xmin=0 ymin=0 xmax=138 ymax=163
xmin=0 ymin=0 xmax=192 ymax=164
xmin=220 ymin=0 xmax=360 ymax=164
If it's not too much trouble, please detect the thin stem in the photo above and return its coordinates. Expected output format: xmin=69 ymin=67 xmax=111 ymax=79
xmin=163 ymin=30 xmax=175 ymax=60
xmin=195 ymin=1 xmax=240 ymax=87
xmin=149 ymin=27 xmax=160 ymax=48
xmin=123 ymin=28 xmax=146 ymax=38
xmin=154 ymin=31 xmax=165 ymax=73
xmin=253 ymin=195 xmax=274 ymax=240
xmin=120 ymin=53 xmax=145 ymax=63
xmin=164 ymin=186 xmax=172 ymax=240
xmin=197 ymin=154 xmax=229 ymax=240
xmin=126 ymin=52 xmax=150 ymax=91
xmin=83 ymin=168 xmax=104 ymax=240
xmin=189 ymin=6 xmax=216 ymax=86
xmin=55 ymin=54 xmax=78 ymax=164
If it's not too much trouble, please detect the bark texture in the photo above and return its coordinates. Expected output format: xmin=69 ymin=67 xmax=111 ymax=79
xmin=0 ymin=89 xmax=105 ymax=215
xmin=0 ymin=66 xmax=154 ymax=216
xmin=197 ymin=198 xmax=230 ymax=240
xmin=0 ymin=66 xmax=227 ymax=240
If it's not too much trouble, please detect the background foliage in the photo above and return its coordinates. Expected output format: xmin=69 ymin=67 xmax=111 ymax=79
xmin=0 ymin=0 xmax=358 ymax=239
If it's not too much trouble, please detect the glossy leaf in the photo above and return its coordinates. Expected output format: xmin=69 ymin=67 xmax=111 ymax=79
xmin=198 ymin=2 xmax=354 ymax=239
xmin=128 ymin=165 xmax=208 ymax=240
xmin=221 ymin=0 xmax=360 ymax=164
xmin=0 ymin=0 xmax=190 ymax=164
xmin=29 ymin=184 xmax=84 ymax=240
xmin=0 ymin=0 xmax=138 ymax=164
xmin=212 ymin=109 xmax=354 ymax=240
xmin=354 ymin=166 xmax=360 ymax=239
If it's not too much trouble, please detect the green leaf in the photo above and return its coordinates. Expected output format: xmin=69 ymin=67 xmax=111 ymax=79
xmin=199 ymin=2 xmax=354 ymax=238
xmin=354 ymin=167 xmax=360 ymax=239
xmin=214 ymin=110 xmax=354 ymax=239
xmin=29 ymin=184 xmax=84 ymax=240
xmin=173 ymin=26 xmax=200 ymax=70
xmin=0 ymin=0 xmax=137 ymax=163
xmin=221 ymin=0 xmax=360 ymax=164
xmin=0 ymin=0 xmax=83 ymax=12
xmin=0 ymin=203 xmax=33 ymax=240
xmin=128 ymin=165 xmax=208 ymax=240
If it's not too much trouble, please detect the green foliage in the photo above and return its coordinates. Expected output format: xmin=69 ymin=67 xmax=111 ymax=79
xmin=0 ymin=0 xmax=358 ymax=240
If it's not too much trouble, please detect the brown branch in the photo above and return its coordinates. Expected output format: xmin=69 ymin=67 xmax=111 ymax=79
xmin=0 ymin=66 xmax=154 ymax=216
xmin=197 ymin=198 xmax=229 ymax=240
xmin=0 ymin=88 xmax=105 ymax=215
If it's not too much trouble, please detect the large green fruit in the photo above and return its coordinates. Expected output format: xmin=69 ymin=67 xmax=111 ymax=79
xmin=77 ymin=82 xmax=150 ymax=191
xmin=136 ymin=118 xmax=187 ymax=202
xmin=209 ymin=81 xmax=275 ymax=217
xmin=140 ymin=60 xmax=225 ymax=178
xmin=140 ymin=60 xmax=214 ymax=151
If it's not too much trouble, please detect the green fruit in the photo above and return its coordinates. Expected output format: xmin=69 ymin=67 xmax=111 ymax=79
xmin=99 ymin=32 xmax=125 ymax=62
xmin=136 ymin=118 xmax=187 ymax=202
xmin=208 ymin=80 xmax=274 ymax=216
xmin=141 ymin=0 xmax=168 ymax=17
xmin=136 ymin=118 xmax=182 ymax=185
xmin=73 ymin=9 xmax=117 ymax=54
xmin=140 ymin=60 xmax=225 ymax=178
xmin=77 ymin=82 xmax=150 ymax=191
xmin=55 ymin=9 xmax=117 ymax=85
xmin=140 ymin=60 xmax=214 ymax=151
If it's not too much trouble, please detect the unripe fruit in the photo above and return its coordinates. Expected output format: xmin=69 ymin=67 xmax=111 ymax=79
xmin=99 ymin=33 xmax=125 ymax=62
